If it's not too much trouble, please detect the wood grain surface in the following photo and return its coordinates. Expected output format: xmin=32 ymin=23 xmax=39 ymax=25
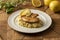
xmin=0 ymin=0 xmax=60 ymax=40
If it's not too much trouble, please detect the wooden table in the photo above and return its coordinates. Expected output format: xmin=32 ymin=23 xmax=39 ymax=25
xmin=0 ymin=0 xmax=60 ymax=40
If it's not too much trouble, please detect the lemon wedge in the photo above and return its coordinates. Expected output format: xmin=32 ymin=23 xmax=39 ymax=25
xmin=32 ymin=0 xmax=41 ymax=7
xmin=20 ymin=9 xmax=31 ymax=16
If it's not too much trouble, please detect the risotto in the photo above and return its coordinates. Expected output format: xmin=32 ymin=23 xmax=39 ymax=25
xmin=15 ymin=15 xmax=43 ymax=28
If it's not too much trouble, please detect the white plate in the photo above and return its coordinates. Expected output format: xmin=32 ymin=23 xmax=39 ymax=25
xmin=8 ymin=9 xmax=52 ymax=33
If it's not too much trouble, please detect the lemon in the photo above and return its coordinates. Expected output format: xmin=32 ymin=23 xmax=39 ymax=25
xmin=49 ymin=1 xmax=60 ymax=12
xmin=20 ymin=9 xmax=31 ymax=16
xmin=44 ymin=0 xmax=55 ymax=6
xmin=32 ymin=0 xmax=41 ymax=7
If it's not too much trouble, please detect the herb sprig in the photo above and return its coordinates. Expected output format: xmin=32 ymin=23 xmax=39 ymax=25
xmin=0 ymin=0 xmax=25 ymax=14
